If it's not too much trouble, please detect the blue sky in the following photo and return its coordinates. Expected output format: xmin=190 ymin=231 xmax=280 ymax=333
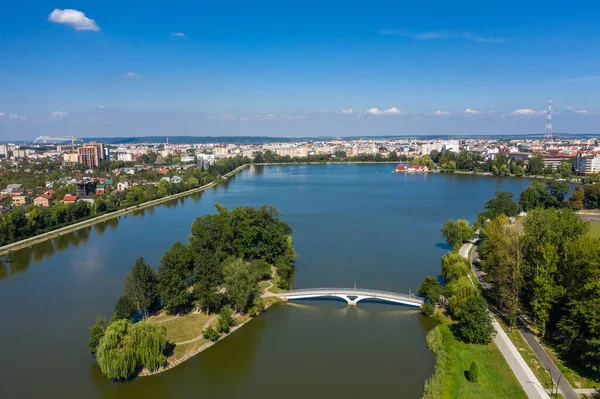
xmin=1 ymin=0 xmax=599 ymax=139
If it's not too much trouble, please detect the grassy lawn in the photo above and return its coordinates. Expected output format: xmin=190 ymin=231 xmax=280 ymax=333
xmin=148 ymin=312 xmax=212 ymax=343
xmin=171 ymin=338 xmax=209 ymax=361
xmin=424 ymin=314 xmax=526 ymax=399
xmin=588 ymin=221 xmax=600 ymax=238
xmin=495 ymin=318 xmax=553 ymax=389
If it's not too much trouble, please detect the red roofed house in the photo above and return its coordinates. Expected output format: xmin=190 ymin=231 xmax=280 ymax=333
xmin=408 ymin=164 xmax=428 ymax=173
xmin=34 ymin=194 xmax=54 ymax=207
xmin=63 ymin=194 xmax=78 ymax=204
xmin=395 ymin=165 xmax=407 ymax=172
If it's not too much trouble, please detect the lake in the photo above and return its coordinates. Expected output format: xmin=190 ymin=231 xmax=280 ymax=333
xmin=0 ymin=164 xmax=534 ymax=398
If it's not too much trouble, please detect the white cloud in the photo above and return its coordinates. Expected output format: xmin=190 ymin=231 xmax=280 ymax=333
xmin=465 ymin=108 xmax=480 ymax=114
xmin=125 ymin=72 xmax=142 ymax=78
xmin=48 ymin=9 xmax=100 ymax=31
xmin=366 ymin=107 xmax=403 ymax=115
xmin=435 ymin=110 xmax=450 ymax=116
xmin=221 ymin=113 xmax=237 ymax=120
xmin=170 ymin=32 xmax=186 ymax=37
xmin=462 ymin=32 xmax=504 ymax=43
xmin=342 ymin=108 xmax=354 ymax=114
xmin=380 ymin=29 xmax=446 ymax=40
xmin=0 ymin=112 xmax=4 ymax=119
xmin=8 ymin=114 xmax=27 ymax=121
xmin=96 ymin=105 xmax=104 ymax=109
xmin=511 ymin=108 xmax=544 ymax=116
xmin=381 ymin=30 xmax=505 ymax=43
xmin=51 ymin=111 xmax=68 ymax=119
xmin=251 ymin=113 xmax=308 ymax=120
xmin=566 ymin=106 xmax=590 ymax=115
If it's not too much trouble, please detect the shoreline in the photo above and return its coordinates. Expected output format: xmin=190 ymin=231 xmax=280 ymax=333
xmin=0 ymin=163 xmax=249 ymax=257
xmin=140 ymin=299 xmax=280 ymax=377
xmin=0 ymin=162 xmax=583 ymax=257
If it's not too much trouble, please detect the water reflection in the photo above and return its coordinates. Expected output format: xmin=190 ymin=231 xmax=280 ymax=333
xmin=1 ymin=226 xmax=93 ymax=280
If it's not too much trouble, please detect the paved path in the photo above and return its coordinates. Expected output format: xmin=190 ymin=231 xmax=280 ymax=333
xmin=459 ymin=242 xmax=549 ymax=399
xmin=518 ymin=324 xmax=579 ymax=399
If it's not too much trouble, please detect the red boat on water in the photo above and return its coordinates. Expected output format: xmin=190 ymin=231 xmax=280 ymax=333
xmin=394 ymin=164 xmax=429 ymax=173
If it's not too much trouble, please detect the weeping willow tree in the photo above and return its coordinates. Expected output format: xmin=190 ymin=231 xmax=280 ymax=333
xmin=95 ymin=319 xmax=167 ymax=380
xmin=441 ymin=252 xmax=470 ymax=283
xmin=448 ymin=277 xmax=479 ymax=315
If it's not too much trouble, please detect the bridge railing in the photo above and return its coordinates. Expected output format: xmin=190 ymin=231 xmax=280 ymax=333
xmin=281 ymin=288 xmax=425 ymax=303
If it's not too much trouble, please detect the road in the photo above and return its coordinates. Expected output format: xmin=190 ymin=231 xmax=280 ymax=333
xmin=518 ymin=325 xmax=580 ymax=399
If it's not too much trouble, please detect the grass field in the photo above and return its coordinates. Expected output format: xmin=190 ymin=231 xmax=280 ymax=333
xmin=148 ymin=312 xmax=212 ymax=343
xmin=588 ymin=221 xmax=600 ymax=238
xmin=424 ymin=315 xmax=526 ymax=399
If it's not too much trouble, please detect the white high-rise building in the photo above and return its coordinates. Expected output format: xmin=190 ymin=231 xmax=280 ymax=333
xmin=576 ymin=154 xmax=600 ymax=174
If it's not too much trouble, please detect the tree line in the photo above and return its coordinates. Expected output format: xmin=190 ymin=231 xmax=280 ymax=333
xmin=88 ymin=204 xmax=295 ymax=380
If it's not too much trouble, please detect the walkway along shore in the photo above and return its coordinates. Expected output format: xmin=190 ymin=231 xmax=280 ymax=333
xmin=0 ymin=163 xmax=250 ymax=257
xmin=459 ymin=241 xmax=550 ymax=399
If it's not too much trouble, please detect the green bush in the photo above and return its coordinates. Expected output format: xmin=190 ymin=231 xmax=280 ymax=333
xmin=202 ymin=327 xmax=221 ymax=342
xmin=217 ymin=305 xmax=235 ymax=333
xmin=421 ymin=301 xmax=435 ymax=316
xmin=468 ymin=360 xmax=479 ymax=382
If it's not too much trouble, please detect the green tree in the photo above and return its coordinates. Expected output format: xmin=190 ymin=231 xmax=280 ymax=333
xmin=480 ymin=215 xmax=524 ymax=326
xmin=157 ymin=242 xmax=195 ymax=314
xmin=418 ymin=276 xmax=443 ymax=303
xmin=483 ymin=191 xmax=518 ymax=219
xmin=95 ymin=320 xmax=167 ymax=380
xmin=558 ymin=161 xmax=573 ymax=178
xmin=519 ymin=182 xmax=551 ymax=211
xmin=441 ymin=220 xmax=463 ymax=247
xmin=421 ymin=301 xmax=435 ymax=316
xmin=113 ymin=296 xmax=136 ymax=321
xmin=217 ymin=305 xmax=235 ymax=333
xmin=528 ymin=154 xmax=545 ymax=175
xmin=124 ymin=257 xmax=158 ymax=318
xmin=202 ymin=326 xmax=221 ymax=342
xmin=568 ymin=186 xmax=584 ymax=210
xmin=456 ymin=296 xmax=495 ymax=344
xmin=193 ymin=249 xmax=223 ymax=315
xmin=223 ymin=258 xmax=256 ymax=312
xmin=441 ymin=252 xmax=470 ymax=283
xmin=88 ymin=316 xmax=109 ymax=356
xmin=468 ymin=361 xmax=480 ymax=382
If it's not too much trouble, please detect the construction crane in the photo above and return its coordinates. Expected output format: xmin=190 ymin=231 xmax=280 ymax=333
xmin=34 ymin=136 xmax=82 ymax=165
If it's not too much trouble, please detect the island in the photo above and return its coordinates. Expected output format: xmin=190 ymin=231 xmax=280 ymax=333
xmin=87 ymin=204 xmax=295 ymax=380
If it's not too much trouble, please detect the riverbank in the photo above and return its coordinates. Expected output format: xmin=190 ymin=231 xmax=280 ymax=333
xmin=0 ymin=163 xmax=249 ymax=257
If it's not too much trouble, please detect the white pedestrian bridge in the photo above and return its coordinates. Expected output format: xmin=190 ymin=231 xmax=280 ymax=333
xmin=273 ymin=288 xmax=425 ymax=307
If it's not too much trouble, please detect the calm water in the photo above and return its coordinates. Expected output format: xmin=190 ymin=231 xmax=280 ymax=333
xmin=0 ymin=165 xmax=533 ymax=399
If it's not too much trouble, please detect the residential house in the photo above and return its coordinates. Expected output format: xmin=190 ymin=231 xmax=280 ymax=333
xmin=96 ymin=183 xmax=106 ymax=195
xmin=12 ymin=195 xmax=31 ymax=206
xmin=34 ymin=194 xmax=53 ymax=207
xmin=63 ymin=194 xmax=78 ymax=204
xmin=117 ymin=181 xmax=130 ymax=191
xmin=76 ymin=181 xmax=96 ymax=197
xmin=171 ymin=176 xmax=183 ymax=184
xmin=2 ymin=183 xmax=24 ymax=196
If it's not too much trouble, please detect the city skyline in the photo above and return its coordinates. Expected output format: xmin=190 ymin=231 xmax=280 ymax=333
xmin=1 ymin=1 xmax=599 ymax=139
